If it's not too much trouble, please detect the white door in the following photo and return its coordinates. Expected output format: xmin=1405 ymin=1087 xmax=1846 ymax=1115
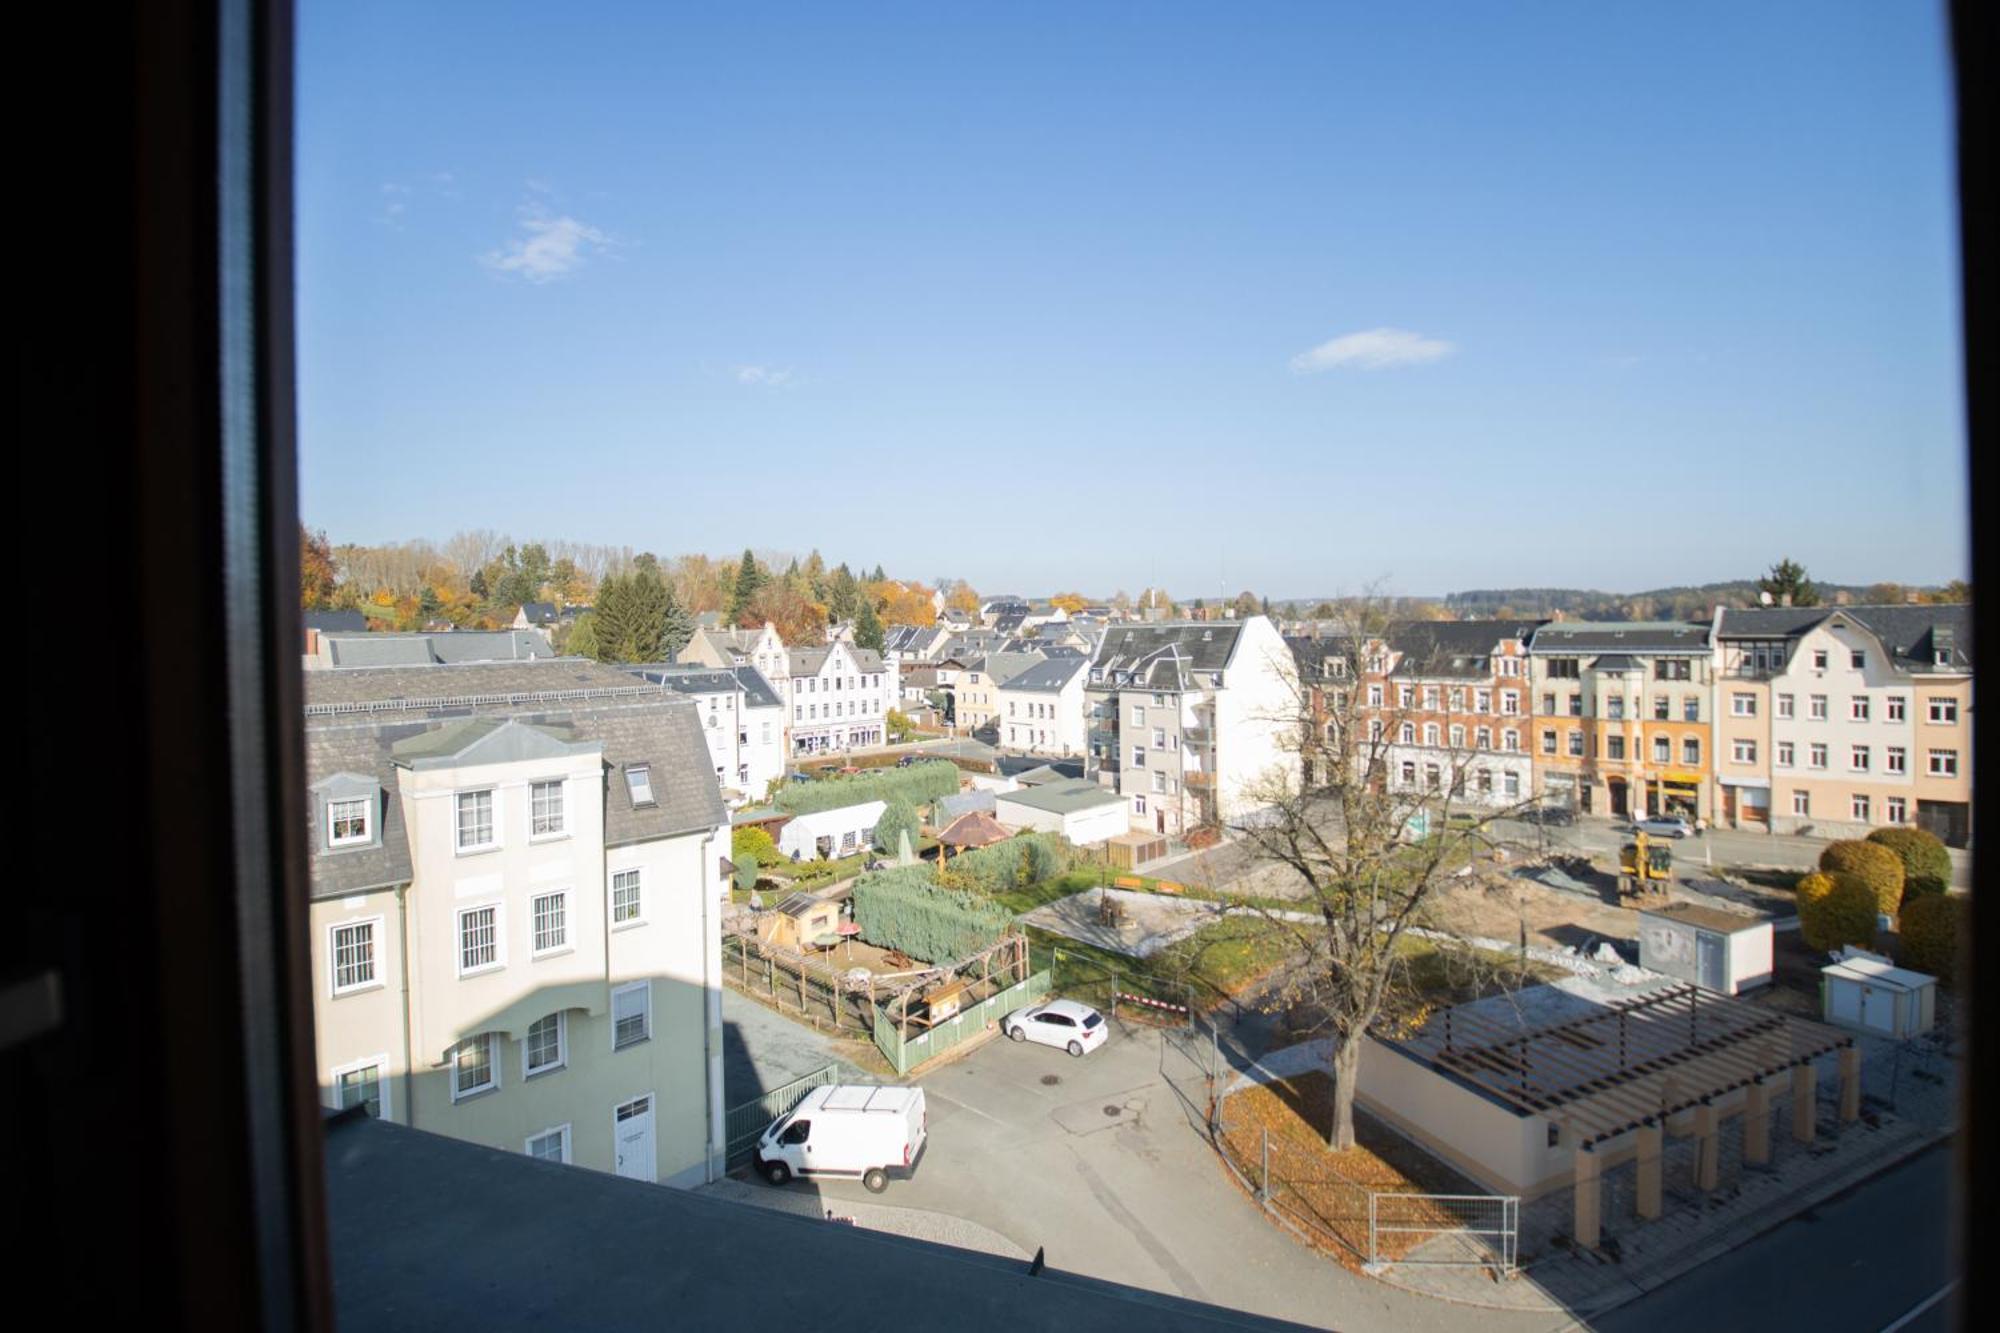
xmin=1860 ymin=986 xmax=1896 ymax=1035
xmin=614 ymin=1094 xmax=655 ymax=1182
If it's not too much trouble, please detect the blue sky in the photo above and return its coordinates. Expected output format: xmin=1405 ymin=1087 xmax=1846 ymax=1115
xmin=297 ymin=1 xmax=1965 ymax=598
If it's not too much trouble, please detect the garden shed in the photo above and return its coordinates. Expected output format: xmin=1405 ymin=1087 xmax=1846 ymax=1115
xmin=1821 ymin=953 xmax=1935 ymax=1039
xmin=757 ymin=892 xmax=844 ymax=952
xmin=1636 ymin=902 xmax=1773 ymax=995
xmin=777 ymin=800 xmax=887 ymax=862
xmin=994 ymin=779 xmax=1128 ymax=846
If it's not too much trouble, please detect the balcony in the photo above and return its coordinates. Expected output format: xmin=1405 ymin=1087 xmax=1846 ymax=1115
xmin=1182 ymin=724 xmax=1212 ymax=746
xmin=1184 ymin=769 xmax=1215 ymax=788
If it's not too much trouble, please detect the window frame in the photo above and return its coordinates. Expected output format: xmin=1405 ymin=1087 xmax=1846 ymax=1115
xmin=529 ymin=778 xmax=568 ymax=840
xmin=611 ymin=867 xmax=645 ymax=929
xmin=456 ymin=902 xmax=504 ymax=977
xmin=330 ymin=1053 xmax=390 ymax=1121
xmin=531 ymin=889 xmax=570 ymax=958
xmin=326 ymin=795 xmax=372 ymax=848
xmin=612 ymin=980 xmax=652 ymax=1051
xmin=451 ymin=1032 xmax=500 ymax=1102
xmin=327 ymin=915 xmax=383 ymax=997
xmin=524 ymin=1011 xmax=567 ymax=1079
xmin=526 ymin=1123 xmax=573 ymax=1164
xmin=454 ymin=787 xmax=498 ymax=854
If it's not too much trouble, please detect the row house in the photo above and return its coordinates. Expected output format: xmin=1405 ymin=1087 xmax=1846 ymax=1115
xmin=783 ymin=641 xmax=899 ymax=754
xmin=1336 ymin=621 xmax=1543 ymax=808
xmin=1085 ymin=617 xmax=1298 ymax=836
xmin=1713 ymin=604 xmax=1973 ymax=845
xmin=1529 ymin=622 xmax=1715 ymax=821
xmin=952 ymin=651 xmax=1046 ymax=740
xmin=996 ymin=655 xmax=1090 ymax=756
xmin=631 ymin=664 xmax=787 ymax=805
xmin=306 ymin=659 xmax=729 ymax=1188
xmin=677 ymin=619 xmax=789 ymax=686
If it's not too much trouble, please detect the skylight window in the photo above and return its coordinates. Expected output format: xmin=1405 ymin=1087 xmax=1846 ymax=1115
xmin=625 ymin=765 xmax=655 ymax=807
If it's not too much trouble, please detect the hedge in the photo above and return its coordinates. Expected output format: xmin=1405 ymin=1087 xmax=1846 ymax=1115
xmin=774 ymin=760 xmax=961 ymax=815
xmin=944 ymin=832 xmax=1073 ymax=896
xmin=1866 ymin=827 xmax=1951 ymax=898
xmin=1898 ymin=893 xmax=1965 ymax=985
xmin=873 ymin=798 xmax=921 ymax=855
xmin=852 ymin=865 xmax=1013 ymax=964
xmin=1796 ymin=871 xmax=1878 ymax=952
xmin=1818 ymin=840 xmax=1905 ymax=918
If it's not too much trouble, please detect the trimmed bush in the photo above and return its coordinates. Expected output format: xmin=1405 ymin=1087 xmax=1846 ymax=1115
xmin=1866 ymin=826 xmax=1951 ymax=898
xmin=1796 ymin=871 xmax=1879 ymax=952
xmin=947 ymin=832 xmax=1072 ymax=896
xmin=873 ymin=798 xmax=920 ymax=855
xmin=852 ymin=865 xmax=1013 ymax=963
xmin=774 ymin=760 xmax=961 ymax=815
xmin=1898 ymin=893 xmax=1965 ymax=985
xmin=733 ymin=847 xmax=760 ymax=892
xmin=1818 ymin=840 xmax=1905 ymax=918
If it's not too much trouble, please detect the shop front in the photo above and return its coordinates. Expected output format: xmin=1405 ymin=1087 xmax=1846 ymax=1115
xmin=1646 ymin=772 xmax=1703 ymax=819
xmin=1720 ymin=779 xmax=1770 ymax=829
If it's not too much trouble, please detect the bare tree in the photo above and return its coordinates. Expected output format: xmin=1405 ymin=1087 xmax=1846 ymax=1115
xmin=1231 ymin=596 xmax=1538 ymax=1149
xmin=443 ymin=529 xmax=509 ymax=577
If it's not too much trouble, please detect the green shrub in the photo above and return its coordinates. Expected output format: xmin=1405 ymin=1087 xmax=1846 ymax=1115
xmin=774 ymin=760 xmax=961 ymax=815
xmin=947 ymin=832 xmax=1072 ymax=896
xmin=852 ymin=865 xmax=1013 ymax=963
xmin=733 ymin=847 xmax=760 ymax=892
xmin=1866 ymin=826 xmax=1951 ymax=898
xmin=873 ymin=798 xmax=920 ymax=854
xmin=1898 ymin=893 xmax=1965 ymax=985
xmin=733 ymin=824 xmax=779 ymax=866
xmin=1818 ymin=840 xmax=1905 ymax=918
xmin=1797 ymin=871 xmax=1877 ymax=952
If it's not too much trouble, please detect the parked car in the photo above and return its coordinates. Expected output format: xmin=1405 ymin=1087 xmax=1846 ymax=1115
xmin=1634 ymin=816 xmax=1693 ymax=839
xmin=786 ymin=770 xmax=815 ymax=783
xmin=895 ymin=754 xmax=919 ymax=768
xmin=1002 ymin=999 xmax=1109 ymax=1057
xmin=1522 ymin=805 xmax=1576 ymax=827
xmin=755 ymin=1085 xmax=928 ymax=1194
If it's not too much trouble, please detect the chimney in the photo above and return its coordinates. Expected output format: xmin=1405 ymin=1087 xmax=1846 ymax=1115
xmin=1779 ymin=593 xmax=1791 ymax=607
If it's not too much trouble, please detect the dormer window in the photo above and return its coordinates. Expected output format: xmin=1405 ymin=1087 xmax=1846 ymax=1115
xmin=625 ymin=765 xmax=656 ymax=807
xmin=328 ymin=797 xmax=371 ymax=848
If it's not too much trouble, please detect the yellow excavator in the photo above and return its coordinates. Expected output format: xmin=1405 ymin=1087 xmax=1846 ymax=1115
xmin=1618 ymin=830 xmax=1674 ymax=899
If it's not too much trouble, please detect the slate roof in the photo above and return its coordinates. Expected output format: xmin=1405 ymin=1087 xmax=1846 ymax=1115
xmin=965 ymin=652 xmax=1045 ymax=686
xmin=1383 ymin=620 xmax=1543 ymax=679
xmin=320 ymin=629 xmax=557 ymax=668
xmin=305 ymin=660 xmax=724 ymax=900
xmin=304 ymin=609 xmax=369 ymax=633
xmin=997 ymin=656 xmax=1087 ymax=694
xmin=1089 ymin=622 xmax=1246 ymax=690
xmin=992 ymin=611 xmax=1028 ymax=634
xmin=627 ymin=663 xmax=785 ymax=709
xmin=516 ymin=601 xmax=559 ymax=624
xmin=788 ymin=644 xmax=888 ymax=677
xmin=1717 ymin=603 xmax=1972 ymax=671
xmin=1527 ymin=621 xmax=1710 ymax=655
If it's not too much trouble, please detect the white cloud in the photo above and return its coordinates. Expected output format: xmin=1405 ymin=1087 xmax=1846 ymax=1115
xmin=1288 ymin=327 xmax=1454 ymax=373
xmin=734 ymin=365 xmax=794 ymax=388
xmin=481 ymin=205 xmax=610 ymax=283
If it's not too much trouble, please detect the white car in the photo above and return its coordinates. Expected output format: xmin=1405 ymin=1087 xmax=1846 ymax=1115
xmin=1634 ymin=816 xmax=1693 ymax=839
xmin=1002 ymin=999 xmax=1108 ymax=1057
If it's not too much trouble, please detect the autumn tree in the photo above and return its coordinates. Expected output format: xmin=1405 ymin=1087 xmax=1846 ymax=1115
xmin=874 ymin=580 xmax=938 ymax=628
xmin=300 ymin=526 xmax=339 ymax=609
xmin=1757 ymin=558 xmax=1819 ymax=607
xmin=1231 ymin=597 xmax=1536 ymax=1149
xmin=1048 ymin=591 xmax=1088 ymax=615
xmin=946 ymin=580 xmax=981 ymax=614
xmin=745 ymin=579 xmax=829 ymax=646
xmin=1231 ymin=590 xmax=1260 ymax=618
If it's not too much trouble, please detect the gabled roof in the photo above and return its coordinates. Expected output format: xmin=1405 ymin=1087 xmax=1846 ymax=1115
xmin=305 ymin=660 xmax=724 ymax=899
xmin=516 ymin=601 xmax=559 ymax=624
xmin=1715 ymin=603 xmax=1972 ymax=671
xmin=964 ymin=652 xmax=1045 ymax=686
xmin=390 ymin=716 xmax=598 ymax=769
xmin=1090 ymin=622 xmax=1245 ymax=680
xmin=937 ymin=810 xmax=1012 ymax=848
xmin=994 ymin=656 xmax=1086 ymax=694
xmin=628 ymin=663 xmax=784 ymax=710
xmin=1527 ymin=621 xmax=1710 ymax=655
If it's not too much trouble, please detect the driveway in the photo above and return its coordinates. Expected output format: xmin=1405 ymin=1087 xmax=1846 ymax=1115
xmin=794 ymin=1018 xmax=1565 ymax=1332
xmin=721 ymin=986 xmax=864 ymax=1106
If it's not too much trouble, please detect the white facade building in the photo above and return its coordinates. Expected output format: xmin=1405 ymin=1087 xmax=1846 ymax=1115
xmin=784 ymin=642 xmax=900 ymax=755
xmin=635 ymin=664 xmax=787 ymax=805
xmin=996 ymin=656 xmax=1089 ymax=756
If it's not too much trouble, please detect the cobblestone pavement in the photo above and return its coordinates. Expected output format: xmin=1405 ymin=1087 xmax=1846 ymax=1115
xmin=1373 ymin=1023 xmax=1960 ymax=1314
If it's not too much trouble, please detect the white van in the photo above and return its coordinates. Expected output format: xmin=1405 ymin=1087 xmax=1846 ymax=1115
xmin=754 ymin=1084 xmax=927 ymax=1193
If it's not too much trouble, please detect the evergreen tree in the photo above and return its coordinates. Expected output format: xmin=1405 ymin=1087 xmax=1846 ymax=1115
xmin=827 ymin=564 xmax=861 ymax=623
xmin=564 ymin=612 xmax=601 ymax=660
xmin=869 ymin=564 xmax=887 ymax=583
xmin=855 ymin=597 xmax=885 ymax=651
xmin=727 ymin=548 xmax=765 ymax=624
xmin=1757 ymin=558 xmax=1820 ymax=607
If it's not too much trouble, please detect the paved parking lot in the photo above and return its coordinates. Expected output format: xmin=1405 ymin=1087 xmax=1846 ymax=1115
xmin=790 ymin=1016 xmax=1563 ymax=1333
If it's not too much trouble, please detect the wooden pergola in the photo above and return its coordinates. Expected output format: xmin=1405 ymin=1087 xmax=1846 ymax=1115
xmin=1409 ymin=984 xmax=1860 ymax=1248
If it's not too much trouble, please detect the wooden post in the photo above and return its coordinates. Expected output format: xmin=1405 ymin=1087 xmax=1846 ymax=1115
xmin=1839 ymin=1046 xmax=1862 ymax=1123
xmin=1694 ymin=1102 xmax=1720 ymax=1192
xmin=1573 ymin=1145 xmax=1601 ymax=1250
xmin=1635 ymin=1122 xmax=1663 ymax=1220
xmin=1791 ymin=1064 xmax=1817 ymax=1143
xmin=1743 ymin=1080 xmax=1772 ymax=1165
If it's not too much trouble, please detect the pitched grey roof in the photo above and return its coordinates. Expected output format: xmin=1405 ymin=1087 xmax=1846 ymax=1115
xmin=1718 ymin=603 xmax=1972 ymax=671
xmin=966 ymin=652 xmax=1045 ymax=686
xmin=305 ymin=660 xmax=724 ymax=900
xmin=1527 ymin=621 xmax=1710 ymax=655
xmin=997 ymin=777 xmax=1125 ymax=815
xmin=731 ymin=665 xmax=784 ymax=708
xmin=627 ymin=663 xmax=783 ymax=709
xmin=321 ymin=629 xmax=557 ymax=667
xmin=1713 ymin=607 xmax=1831 ymax=639
xmin=304 ymin=609 xmax=369 ymax=633
xmin=997 ymin=656 xmax=1087 ymax=694
xmin=517 ymin=601 xmax=559 ymax=624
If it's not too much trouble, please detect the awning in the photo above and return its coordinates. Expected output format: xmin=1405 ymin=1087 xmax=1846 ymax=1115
xmin=1719 ymin=777 xmax=1772 ymax=789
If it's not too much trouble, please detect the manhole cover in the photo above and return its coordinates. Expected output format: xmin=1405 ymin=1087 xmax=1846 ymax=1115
xmin=1040 ymin=1074 xmax=1061 ymax=1086
xmin=1102 ymin=1105 xmax=1122 ymax=1117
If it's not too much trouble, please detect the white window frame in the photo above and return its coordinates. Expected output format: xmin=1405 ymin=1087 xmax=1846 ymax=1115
xmin=330 ymin=1053 xmax=391 ymax=1120
xmin=1776 ymin=694 xmax=1794 ymax=720
xmin=526 ymin=1123 xmax=572 ymax=1163
xmin=1851 ymin=746 xmax=1870 ymax=772
xmin=1886 ymin=746 xmax=1907 ymax=774
xmin=1733 ymin=739 xmax=1756 ymax=765
xmin=451 ymin=1034 xmax=499 ymax=1102
xmin=1886 ymin=796 xmax=1907 ymax=824
xmin=1851 ymin=794 xmax=1870 ymax=822
xmin=328 ymin=915 xmax=383 ymax=997
xmin=1927 ymin=697 xmax=1958 ymax=724
xmin=1776 ymin=741 xmax=1794 ymax=767
xmin=455 ymin=788 xmax=498 ymax=853
xmin=611 ymin=868 xmax=645 ymax=929
xmin=612 ymin=980 xmax=652 ymax=1051
xmin=1793 ymin=791 xmax=1810 ymax=816
xmin=1809 ymin=694 xmax=1828 ymax=720
xmin=524 ymin=1011 xmax=568 ymax=1079
xmin=1730 ymin=693 xmax=1756 ymax=718
xmin=1886 ymin=695 xmax=1907 ymax=721
xmin=1134 ymin=795 xmax=1147 ymax=815
xmin=1850 ymin=696 xmax=1870 ymax=722
xmin=456 ymin=902 xmax=504 ymax=977
xmin=327 ymin=796 xmax=372 ymax=848
xmin=531 ymin=889 xmax=570 ymax=957
xmin=530 ymin=779 xmax=568 ymax=839
xmin=1927 ymin=748 xmax=1959 ymax=777
xmin=1809 ymin=743 xmax=1828 ymax=770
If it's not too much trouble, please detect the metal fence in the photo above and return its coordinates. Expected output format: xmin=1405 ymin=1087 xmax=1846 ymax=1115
xmin=1369 ymin=1191 xmax=1518 ymax=1273
xmin=872 ymin=970 xmax=1050 ymax=1075
xmin=724 ymin=1063 xmax=842 ymax=1166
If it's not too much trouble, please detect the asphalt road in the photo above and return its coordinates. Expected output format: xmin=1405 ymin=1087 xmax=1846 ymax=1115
xmin=1584 ymin=1139 xmax=1961 ymax=1333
